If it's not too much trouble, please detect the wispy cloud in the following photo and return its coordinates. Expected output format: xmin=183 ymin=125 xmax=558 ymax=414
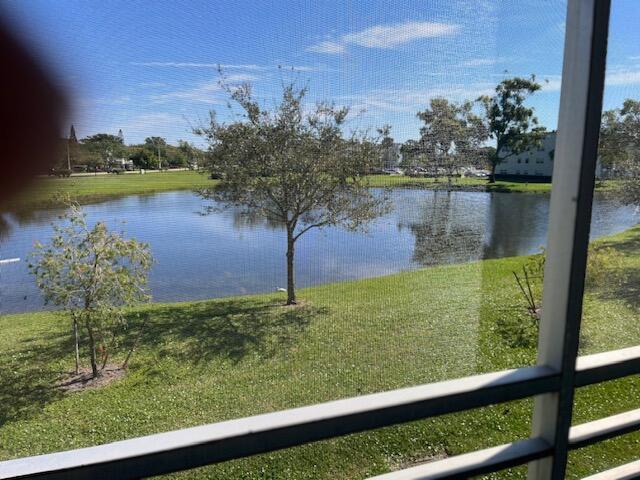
xmin=151 ymin=74 xmax=258 ymax=104
xmin=140 ymin=81 xmax=168 ymax=88
xmin=460 ymin=57 xmax=508 ymax=67
xmin=537 ymin=69 xmax=640 ymax=93
xmin=340 ymin=83 xmax=494 ymax=114
xmin=308 ymin=20 xmax=459 ymax=54
xmin=606 ymin=69 xmax=640 ymax=86
xmin=131 ymin=62 xmax=269 ymax=70
xmin=540 ymin=75 xmax=562 ymax=92
xmin=307 ymin=41 xmax=347 ymax=54
xmin=118 ymin=112 xmax=190 ymax=141
xmin=77 ymin=95 xmax=131 ymax=107
xmin=131 ymin=61 xmax=327 ymax=73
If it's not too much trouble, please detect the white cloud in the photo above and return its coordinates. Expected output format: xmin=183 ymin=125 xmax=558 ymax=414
xmin=606 ymin=69 xmax=640 ymax=86
xmin=540 ymin=76 xmax=562 ymax=92
xmin=306 ymin=41 xmax=346 ymax=54
xmin=140 ymin=82 xmax=168 ymax=88
xmin=460 ymin=58 xmax=506 ymax=67
xmin=131 ymin=62 xmax=268 ymax=70
xmin=308 ymin=21 xmax=459 ymax=54
xmin=537 ymin=69 xmax=640 ymax=93
xmin=77 ymin=95 xmax=131 ymax=107
xmin=151 ymin=74 xmax=258 ymax=104
xmin=340 ymin=83 xmax=494 ymax=114
xmin=131 ymin=61 xmax=326 ymax=73
xmin=123 ymin=112 xmax=184 ymax=131
xmin=345 ymin=21 xmax=459 ymax=48
xmin=115 ymin=112 xmax=194 ymax=144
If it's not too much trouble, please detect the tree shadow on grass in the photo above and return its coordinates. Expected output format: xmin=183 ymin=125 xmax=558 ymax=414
xmin=592 ymin=266 xmax=640 ymax=311
xmin=0 ymin=298 xmax=326 ymax=426
xmin=596 ymin=227 xmax=640 ymax=257
xmin=0 ymin=328 xmax=71 ymax=425
xmin=590 ymin=228 xmax=640 ymax=310
xmin=121 ymin=298 xmax=327 ymax=365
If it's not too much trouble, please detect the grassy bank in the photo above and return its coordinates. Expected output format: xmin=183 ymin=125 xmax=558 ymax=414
xmin=365 ymin=175 xmax=620 ymax=194
xmin=1 ymin=172 xmax=622 ymax=211
xmin=2 ymin=171 xmax=216 ymax=210
xmin=0 ymin=227 xmax=639 ymax=478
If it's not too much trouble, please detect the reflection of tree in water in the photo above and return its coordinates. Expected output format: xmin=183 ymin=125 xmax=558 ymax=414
xmin=482 ymin=193 xmax=548 ymax=259
xmin=399 ymin=191 xmax=487 ymax=267
xmin=0 ymin=215 xmax=10 ymax=242
xmin=0 ymin=206 xmax=64 ymax=241
xmin=231 ymin=208 xmax=284 ymax=231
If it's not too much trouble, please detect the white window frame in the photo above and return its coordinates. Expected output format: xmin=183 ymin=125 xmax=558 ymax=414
xmin=2 ymin=1 xmax=638 ymax=479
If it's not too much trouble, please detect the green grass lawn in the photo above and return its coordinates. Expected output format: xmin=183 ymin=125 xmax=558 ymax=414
xmin=0 ymin=227 xmax=639 ymax=478
xmin=2 ymin=171 xmax=216 ymax=210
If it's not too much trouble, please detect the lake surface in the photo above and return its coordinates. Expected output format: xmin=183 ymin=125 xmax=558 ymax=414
xmin=1 ymin=189 xmax=638 ymax=314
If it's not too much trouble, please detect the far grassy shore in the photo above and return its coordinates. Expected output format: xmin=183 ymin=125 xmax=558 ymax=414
xmin=1 ymin=171 xmax=622 ymax=211
xmin=365 ymin=174 xmax=620 ymax=194
xmin=2 ymin=170 xmax=216 ymax=210
xmin=1 ymin=226 xmax=639 ymax=478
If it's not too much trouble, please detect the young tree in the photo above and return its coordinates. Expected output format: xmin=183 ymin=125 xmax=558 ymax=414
xmin=29 ymin=205 xmax=152 ymax=378
xmin=478 ymin=76 xmax=546 ymax=182
xmin=416 ymin=98 xmax=487 ymax=183
xmin=196 ymin=82 xmax=388 ymax=305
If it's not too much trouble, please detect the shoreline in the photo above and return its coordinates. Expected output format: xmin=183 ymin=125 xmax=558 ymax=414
xmin=0 ymin=171 xmax=621 ymax=211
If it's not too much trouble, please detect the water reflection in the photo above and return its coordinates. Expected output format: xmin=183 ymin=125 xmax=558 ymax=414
xmin=482 ymin=194 xmax=549 ymax=259
xmin=0 ymin=189 xmax=637 ymax=314
xmin=397 ymin=191 xmax=486 ymax=266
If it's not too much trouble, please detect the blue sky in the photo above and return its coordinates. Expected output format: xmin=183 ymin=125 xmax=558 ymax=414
xmin=4 ymin=0 xmax=640 ymax=146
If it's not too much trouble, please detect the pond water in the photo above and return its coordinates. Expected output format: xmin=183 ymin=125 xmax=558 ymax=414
xmin=0 ymin=189 xmax=638 ymax=314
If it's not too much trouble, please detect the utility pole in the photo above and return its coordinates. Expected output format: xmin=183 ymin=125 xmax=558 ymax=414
xmin=153 ymin=138 xmax=162 ymax=171
xmin=66 ymin=139 xmax=71 ymax=170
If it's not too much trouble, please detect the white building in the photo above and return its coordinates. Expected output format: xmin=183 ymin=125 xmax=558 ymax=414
xmin=496 ymin=131 xmax=557 ymax=180
xmin=496 ymin=131 xmax=602 ymax=180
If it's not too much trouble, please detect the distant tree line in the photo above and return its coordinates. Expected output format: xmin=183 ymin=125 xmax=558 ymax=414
xmin=50 ymin=127 xmax=206 ymax=175
xmin=370 ymin=76 xmax=546 ymax=183
xmin=378 ymin=76 xmax=640 ymax=185
xmin=599 ymin=98 xmax=640 ymax=202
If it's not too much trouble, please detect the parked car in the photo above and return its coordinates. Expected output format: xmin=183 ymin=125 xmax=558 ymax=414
xmin=48 ymin=168 xmax=72 ymax=177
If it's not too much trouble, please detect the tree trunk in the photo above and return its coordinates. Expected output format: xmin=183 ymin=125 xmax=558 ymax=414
xmin=84 ymin=319 xmax=99 ymax=378
xmin=489 ymin=162 xmax=497 ymax=183
xmin=72 ymin=316 xmax=80 ymax=375
xmin=286 ymin=227 xmax=296 ymax=305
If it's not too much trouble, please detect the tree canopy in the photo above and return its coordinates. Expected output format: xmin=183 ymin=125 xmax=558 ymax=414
xmin=80 ymin=133 xmax=127 ymax=167
xmin=478 ymin=76 xmax=546 ymax=182
xmin=416 ymin=98 xmax=487 ymax=181
xmin=600 ymin=99 xmax=640 ymax=204
xmin=29 ymin=205 xmax=152 ymax=377
xmin=196 ymin=82 xmax=388 ymax=304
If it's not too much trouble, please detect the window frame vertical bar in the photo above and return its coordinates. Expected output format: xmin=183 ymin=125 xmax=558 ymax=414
xmin=527 ymin=1 xmax=611 ymax=479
